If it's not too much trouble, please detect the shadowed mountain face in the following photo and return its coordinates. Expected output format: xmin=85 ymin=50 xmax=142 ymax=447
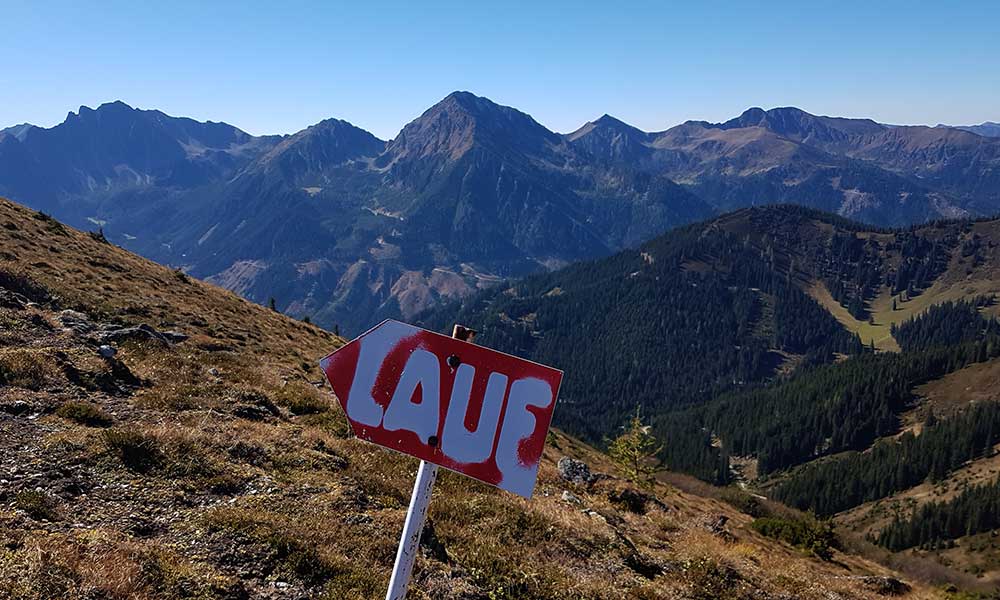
xmin=0 ymin=123 xmax=35 ymax=141
xmin=571 ymin=106 xmax=1000 ymax=223
xmin=1 ymin=94 xmax=997 ymax=333
xmin=952 ymin=121 xmax=1000 ymax=138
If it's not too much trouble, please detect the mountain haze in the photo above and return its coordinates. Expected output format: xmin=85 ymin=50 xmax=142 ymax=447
xmin=2 ymin=94 xmax=999 ymax=334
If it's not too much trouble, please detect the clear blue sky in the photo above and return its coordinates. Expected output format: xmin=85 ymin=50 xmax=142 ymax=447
xmin=2 ymin=0 xmax=998 ymax=139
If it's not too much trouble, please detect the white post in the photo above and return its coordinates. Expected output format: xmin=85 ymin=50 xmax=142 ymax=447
xmin=385 ymin=459 xmax=438 ymax=600
xmin=384 ymin=324 xmax=475 ymax=600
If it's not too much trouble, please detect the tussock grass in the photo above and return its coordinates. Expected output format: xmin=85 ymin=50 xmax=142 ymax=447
xmin=14 ymin=491 xmax=59 ymax=522
xmin=202 ymin=504 xmax=384 ymax=594
xmin=101 ymin=425 xmax=238 ymax=491
xmin=0 ymin=348 xmax=61 ymax=390
xmin=55 ymin=401 xmax=112 ymax=427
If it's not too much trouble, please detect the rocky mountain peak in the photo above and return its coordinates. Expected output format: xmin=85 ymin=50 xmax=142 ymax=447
xmin=384 ymin=91 xmax=559 ymax=163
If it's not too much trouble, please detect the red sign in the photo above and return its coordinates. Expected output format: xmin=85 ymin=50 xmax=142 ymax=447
xmin=320 ymin=320 xmax=562 ymax=498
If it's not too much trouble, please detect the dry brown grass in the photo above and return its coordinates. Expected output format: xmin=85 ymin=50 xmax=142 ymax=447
xmin=0 ymin=348 xmax=63 ymax=390
xmin=0 ymin=530 xmax=242 ymax=600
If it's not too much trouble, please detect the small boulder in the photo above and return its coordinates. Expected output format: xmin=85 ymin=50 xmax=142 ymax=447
xmin=857 ymin=576 xmax=910 ymax=596
xmin=0 ymin=400 xmax=33 ymax=416
xmin=98 ymin=345 xmax=117 ymax=358
xmin=561 ymin=490 xmax=582 ymax=504
xmin=703 ymin=514 xmax=734 ymax=541
xmin=100 ymin=324 xmax=168 ymax=345
xmin=58 ymin=310 xmax=93 ymax=333
xmin=160 ymin=331 xmax=189 ymax=344
xmin=558 ymin=457 xmax=595 ymax=486
xmin=232 ymin=404 xmax=272 ymax=421
xmin=0 ymin=288 xmax=28 ymax=310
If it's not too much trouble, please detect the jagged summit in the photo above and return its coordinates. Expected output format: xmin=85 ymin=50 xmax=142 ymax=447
xmin=254 ymin=117 xmax=385 ymax=177
xmin=716 ymin=106 xmax=886 ymax=141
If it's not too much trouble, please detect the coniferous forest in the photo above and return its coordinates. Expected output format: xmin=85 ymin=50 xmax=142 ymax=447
xmin=877 ymin=476 xmax=1000 ymax=551
xmin=657 ymin=302 xmax=1000 ymax=504
xmin=772 ymin=400 xmax=1000 ymax=516
xmin=420 ymin=207 xmax=863 ymax=444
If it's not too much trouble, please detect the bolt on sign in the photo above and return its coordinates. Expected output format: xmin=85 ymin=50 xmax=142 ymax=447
xmin=319 ymin=319 xmax=562 ymax=498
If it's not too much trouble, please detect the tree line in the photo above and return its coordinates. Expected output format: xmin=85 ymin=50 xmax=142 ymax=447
xmin=658 ymin=300 xmax=1000 ymax=497
xmin=877 ymin=475 xmax=1000 ymax=551
xmin=772 ymin=400 xmax=1000 ymax=516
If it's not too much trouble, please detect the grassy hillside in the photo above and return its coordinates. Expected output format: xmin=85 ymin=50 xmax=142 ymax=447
xmin=0 ymin=197 xmax=935 ymax=599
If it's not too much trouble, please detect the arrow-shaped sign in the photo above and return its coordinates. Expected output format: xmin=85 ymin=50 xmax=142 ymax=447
xmin=320 ymin=319 xmax=562 ymax=498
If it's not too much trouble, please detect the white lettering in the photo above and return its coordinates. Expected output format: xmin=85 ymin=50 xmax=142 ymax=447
xmin=344 ymin=322 xmax=410 ymax=427
xmin=495 ymin=377 xmax=553 ymax=497
xmin=383 ymin=349 xmax=441 ymax=444
xmin=441 ymin=366 xmax=507 ymax=464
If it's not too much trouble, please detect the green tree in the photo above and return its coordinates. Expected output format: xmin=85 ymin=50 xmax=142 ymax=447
xmin=608 ymin=409 xmax=663 ymax=487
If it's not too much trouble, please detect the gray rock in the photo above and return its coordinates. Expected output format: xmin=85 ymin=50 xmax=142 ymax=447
xmin=703 ymin=514 xmax=734 ymax=541
xmin=561 ymin=490 xmax=582 ymax=504
xmin=850 ymin=576 xmax=910 ymax=596
xmin=99 ymin=324 xmax=186 ymax=345
xmin=0 ymin=289 xmax=28 ymax=310
xmin=160 ymin=330 xmax=189 ymax=343
xmin=100 ymin=324 xmax=168 ymax=345
xmin=58 ymin=309 xmax=93 ymax=333
xmin=558 ymin=457 xmax=595 ymax=486
xmin=98 ymin=345 xmax=117 ymax=358
xmin=0 ymin=400 xmax=32 ymax=416
xmin=232 ymin=404 xmax=272 ymax=421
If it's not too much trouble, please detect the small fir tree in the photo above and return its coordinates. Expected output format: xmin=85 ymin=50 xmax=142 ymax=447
xmin=608 ymin=408 xmax=663 ymax=487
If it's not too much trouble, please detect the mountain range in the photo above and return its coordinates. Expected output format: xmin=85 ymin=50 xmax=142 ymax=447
xmin=2 ymin=93 xmax=999 ymax=333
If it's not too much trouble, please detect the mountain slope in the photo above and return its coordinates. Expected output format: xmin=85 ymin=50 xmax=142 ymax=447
xmin=952 ymin=121 xmax=1000 ymax=138
xmin=0 ymin=124 xmax=34 ymax=141
xmin=0 ymin=196 xmax=929 ymax=599
xmin=0 ymin=101 xmax=280 ymax=228
xmin=418 ymin=205 xmax=1000 ymax=448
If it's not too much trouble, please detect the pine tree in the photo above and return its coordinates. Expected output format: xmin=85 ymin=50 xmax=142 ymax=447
xmin=608 ymin=408 xmax=663 ymax=487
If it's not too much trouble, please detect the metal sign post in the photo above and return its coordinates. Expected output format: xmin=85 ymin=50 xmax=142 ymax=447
xmin=385 ymin=456 xmax=438 ymax=599
xmin=385 ymin=324 xmax=472 ymax=600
